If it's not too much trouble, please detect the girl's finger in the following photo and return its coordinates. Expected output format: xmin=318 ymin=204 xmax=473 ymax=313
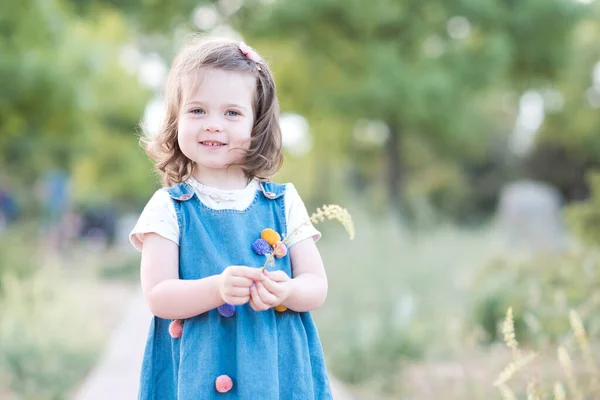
xmin=265 ymin=270 xmax=290 ymax=282
xmin=234 ymin=266 xmax=265 ymax=281
xmin=250 ymin=285 xmax=269 ymax=310
xmin=227 ymin=287 xmax=250 ymax=297
xmin=256 ymin=281 xmax=278 ymax=306
xmin=227 ymin=295 xmax=250 ymax=305
xmin=249 ymin=296 xmax=260 ymax=311
xmin=260 ymin=277 xmax=283 ymax=297
xmin=230 ymin=276 xmax=254 ymax=288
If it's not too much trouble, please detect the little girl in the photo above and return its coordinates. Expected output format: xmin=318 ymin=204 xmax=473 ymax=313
xmin=129 ymin=37 xmax=333 ymax=399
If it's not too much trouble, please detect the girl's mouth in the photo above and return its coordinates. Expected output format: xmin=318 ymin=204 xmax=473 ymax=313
xmin=200 ymin=141 xmax=227 ymax=147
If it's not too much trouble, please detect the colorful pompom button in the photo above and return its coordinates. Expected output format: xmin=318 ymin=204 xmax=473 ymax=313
xmin=215 ymin=374 xmax=233 ymax=393
xmin=252 ymin=238 xmax=271 ymax=256
xmin=168 ymin=319 xmax=183 ymax=338
xmin=218 ymin=303 xmax=236 ymax=317
xmin=273 ymin=243 xmax=287 ymax=258
xmin=274 ymin=304 xmax=287 ymax=312
xmin=261 ymin=228 xmax=281 ymax=246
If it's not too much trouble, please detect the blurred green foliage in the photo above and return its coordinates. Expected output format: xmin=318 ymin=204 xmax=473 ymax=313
xmin=471 ymin=171 xmax=600 ymax=347
xmin=0 ymin=243 xmax=105 ymax=399
xmin=0 ymin=225 xmax=38 ymax=290
xmin=521 ymin=15 xmax=600 ymax=203
xmin=331 ymin=325 xmax=423 ymax=393
xmin=313 ymin=207 xmax=500 ymax=394
xmin=565 ymin=170 xmax=600 ymax=246
xmin=97 ymin=252 xmax=141 ymax=282
xmin=2 ymin=0 xmax=599 ymax=221
xmin=470 ymin=252 xmax=600 ymax=345
xmin=237 ymin=0 xmax=594 ymax=218
xmin=1 ymin=0 xmax=157 ymax=212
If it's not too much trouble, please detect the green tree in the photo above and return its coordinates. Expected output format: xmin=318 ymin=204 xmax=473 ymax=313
xmin=0 ymin=0 xmax=154 ymax=210
xmin=522 ymin=2 xmax=600 ymax=201
xmin=0 ymin=0 xmax=83 ymax=183
xmin=236 ymin=0 xmax=585 ymax=215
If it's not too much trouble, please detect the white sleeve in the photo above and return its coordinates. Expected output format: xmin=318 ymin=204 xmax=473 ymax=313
xmin=284 ymin=183 xmax=321 ymax=248
xmin=129 ymin=189 xmax=180 ymax=252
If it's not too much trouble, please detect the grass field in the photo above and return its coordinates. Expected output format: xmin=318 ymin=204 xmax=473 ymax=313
xmin=312 ymin=208 xmax=503 ymax=396
xmin=2 ymin=210 xmax=598 ymax=399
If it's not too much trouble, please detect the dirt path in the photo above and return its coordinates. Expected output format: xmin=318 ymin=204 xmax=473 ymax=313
xmin=73 ymin=292 xmax=355 ymax=399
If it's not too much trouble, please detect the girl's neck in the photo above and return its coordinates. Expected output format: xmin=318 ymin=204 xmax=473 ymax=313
xmin=191 ymin=167 xmax=251 ymax=190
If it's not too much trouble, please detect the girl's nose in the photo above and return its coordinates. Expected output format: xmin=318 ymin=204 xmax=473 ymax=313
xmin=202 ymin=119 xmax=223 ymax=132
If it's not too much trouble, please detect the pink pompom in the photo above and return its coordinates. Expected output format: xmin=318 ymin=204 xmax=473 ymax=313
xmin=273 ymin=243 xmax=287 ymax=258
xmin=168 ymin=319 xmax=183 ymax=338
xmin=215 ymin=374 xmax=233 ymax=393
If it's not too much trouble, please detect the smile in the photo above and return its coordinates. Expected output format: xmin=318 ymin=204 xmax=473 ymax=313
xmin=200 ymin=141 xmax=227 ymax=147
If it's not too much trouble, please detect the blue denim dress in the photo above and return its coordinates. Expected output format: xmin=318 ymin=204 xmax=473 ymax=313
xmin=138 ymin=182 xmax=333 ymax=399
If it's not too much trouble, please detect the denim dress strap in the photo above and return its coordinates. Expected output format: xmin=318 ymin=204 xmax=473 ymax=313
xmin=166 ymin=183 xmax=196 ymax=202
xmin=166 ymin=181 xmax=284 ymax=201
xmin=258 ymin=181 xmax=286 ymax=200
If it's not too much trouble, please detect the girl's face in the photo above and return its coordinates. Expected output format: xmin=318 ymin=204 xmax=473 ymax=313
xmin=177 ymin=68 xmax=256 ymax=181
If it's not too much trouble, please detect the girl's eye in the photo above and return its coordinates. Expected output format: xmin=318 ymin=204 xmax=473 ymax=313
xmin=191 ymin=108 xmax=205 ymax=114
xmin=226 ymin=110 xmax=241 ymax=117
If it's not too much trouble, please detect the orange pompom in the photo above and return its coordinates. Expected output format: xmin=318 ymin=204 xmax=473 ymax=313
xmin=261 ymin=228 xmax=281 ymax=246
xmin=168 ymin=319 xmax=183 ymax=338
xmin=273 ymin=243 xmax=287 ymax=258
xmin=274 ymin=305 xmax=287 ymax=312
xmin=215 ymin=374 xmax=233 ymax=393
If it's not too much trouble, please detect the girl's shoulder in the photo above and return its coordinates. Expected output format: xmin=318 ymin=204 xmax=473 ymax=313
xmin=129 ymin=188 xmax=179 ymax=251
xmin=261 ymin=181 xmax=306 ymax=212
xmin=146 ymin=187 xmax=175 ymax=208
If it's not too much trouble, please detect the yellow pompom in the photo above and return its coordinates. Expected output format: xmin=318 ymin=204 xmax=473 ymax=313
xmin=274 ymin=305 xmax=287 ymax=312
xmin=261 ymin=228 xmax=281 ymax=246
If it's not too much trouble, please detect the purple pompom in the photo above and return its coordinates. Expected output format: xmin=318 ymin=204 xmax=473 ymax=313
xmin=218 ymin=303 xmax=236 ymax=317
xmin=252 ymin=238 xmax=271 ymax=256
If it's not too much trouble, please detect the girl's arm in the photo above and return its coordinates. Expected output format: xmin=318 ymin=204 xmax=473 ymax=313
xmin=140 ymin=233 xmax=263 ymax=320
xmin=281 ymin=237 xmax=328 ymax=312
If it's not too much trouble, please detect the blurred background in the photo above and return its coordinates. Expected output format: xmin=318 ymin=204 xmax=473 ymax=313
xmin=1 ymin=0 xmax=600 ymax=398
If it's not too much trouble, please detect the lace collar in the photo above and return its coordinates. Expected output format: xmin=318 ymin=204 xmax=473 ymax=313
xmin=186 ymin=177 xmax=259 ymax=203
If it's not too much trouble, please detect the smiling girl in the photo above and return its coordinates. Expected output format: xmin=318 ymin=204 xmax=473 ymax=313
xmin=129 ymin=37 xmax=333 ymax=399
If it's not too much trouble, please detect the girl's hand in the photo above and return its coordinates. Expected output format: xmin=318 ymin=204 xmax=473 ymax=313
xmin=249 ymin=270 xmax=292 ymax=311
xmin=219 ymin=266 xmax=264 ymax=305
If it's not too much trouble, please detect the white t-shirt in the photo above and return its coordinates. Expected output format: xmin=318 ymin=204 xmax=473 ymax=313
xmin=129 ymin=177 xmax=321 ymax=252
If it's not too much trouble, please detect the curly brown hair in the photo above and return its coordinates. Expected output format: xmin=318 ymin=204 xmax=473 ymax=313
xmin=142 ymin=36 xmax=283 ymax=187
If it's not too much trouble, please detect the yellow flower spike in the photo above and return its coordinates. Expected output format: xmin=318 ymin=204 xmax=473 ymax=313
xmin=274 ymin=305 xmax=287 ymax=312
xmin=261 ymin=228 xmax=281 ymax=246
xmin=309 ymin=205 xmax=355 ymax=240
